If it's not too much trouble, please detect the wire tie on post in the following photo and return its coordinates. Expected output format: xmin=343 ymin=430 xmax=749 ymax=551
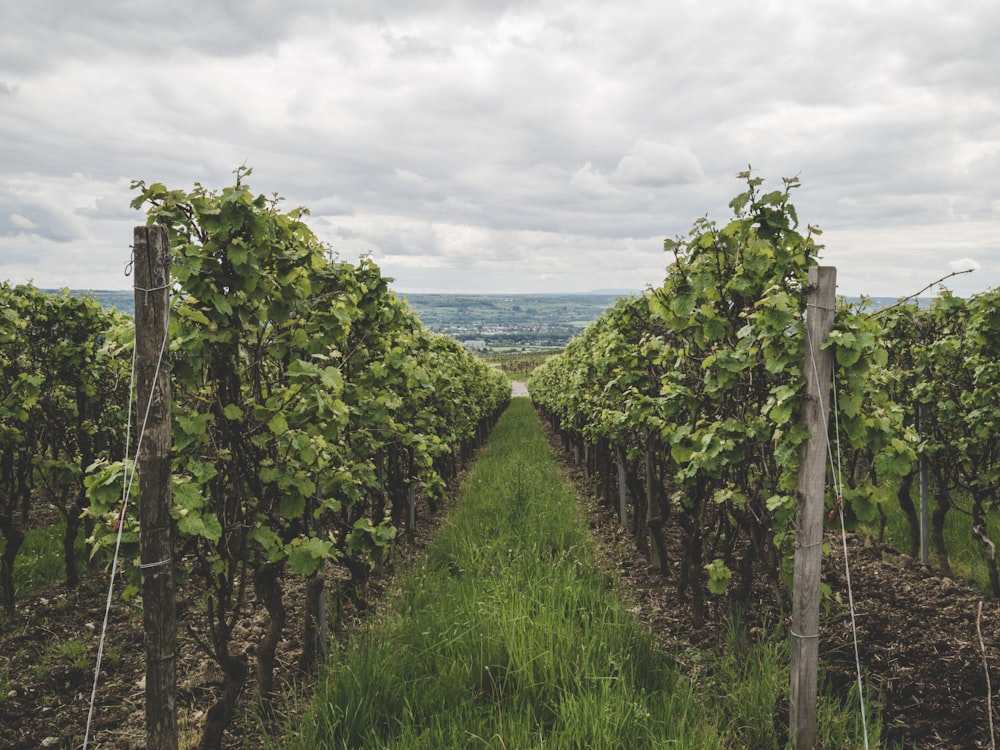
xmin=790 ymin=629 xmax=820 ymax=640
xmin=139 ymin=557 xmax=173 ymax=570
xmin=134 ymin=283 xmax=171 ymax=305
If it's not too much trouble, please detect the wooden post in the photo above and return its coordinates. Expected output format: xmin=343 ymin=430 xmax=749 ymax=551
xmin=134 ymin=225 xmax=178 ymax=750
xmin=918 ymin=405 xmax=930 ymax=565
xmin=789 ymin=266 xmax=836 ymax=750
xmin=645 ymin=435 xmax=662 ymax=569
xmin=408 ymin=483 xmax=418 ymax=534
xmin=616 ymin=448 xmax=628 ymax=527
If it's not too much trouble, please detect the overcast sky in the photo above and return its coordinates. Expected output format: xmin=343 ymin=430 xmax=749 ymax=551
xmin=2 ymin=1 xmax=998 ymax=298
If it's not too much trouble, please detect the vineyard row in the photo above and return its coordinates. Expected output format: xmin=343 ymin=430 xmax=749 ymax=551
xmin=0 ymin=168 xmax=510 ymax=749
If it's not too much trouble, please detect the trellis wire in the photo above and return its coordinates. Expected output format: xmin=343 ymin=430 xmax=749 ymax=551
xmin=83 ymin=296 xmax=171 ymax=750
xmin=829 ymin=374 xmax=870 ymax=750
xmin=806 ymin=324 xmax=870 ymax=749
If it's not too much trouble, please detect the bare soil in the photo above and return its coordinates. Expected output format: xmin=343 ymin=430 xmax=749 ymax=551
xmin=559 ymin=446 xmax=1000 ymax=749
xmin=0 ymin=490 xmax=457 ymax=750
xmin=2 ymin=416 xmax=998 ymax=749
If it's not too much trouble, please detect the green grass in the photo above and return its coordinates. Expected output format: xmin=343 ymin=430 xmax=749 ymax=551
xmin=55 ymin=638 xmax=92 ymax=670
xmin=864 ymin=489 xmax=1000 ymax=592
xmin=277 ymin=399 xmax=887 ymax=749
xmin=0 ymin=520 xmax=79 ymax=599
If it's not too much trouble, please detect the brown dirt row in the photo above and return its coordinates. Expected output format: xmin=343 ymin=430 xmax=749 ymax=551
xmin=548 ymin=423 xmax=1000 ymax=750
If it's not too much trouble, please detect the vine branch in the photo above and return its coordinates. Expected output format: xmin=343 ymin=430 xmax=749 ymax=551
xmin=869 ymin=268 xmax=975 ymax=317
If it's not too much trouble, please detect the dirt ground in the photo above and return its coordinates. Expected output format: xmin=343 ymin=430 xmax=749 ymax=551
xmin=568 ymin=459 xmax=1000 ymax=749
xmin=2 ymin=417 xmax=998 ymax=749
xmin=0 ymin=495 xmax=455 ymax=750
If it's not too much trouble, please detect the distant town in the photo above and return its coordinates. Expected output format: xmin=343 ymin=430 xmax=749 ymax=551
xmin=49 ymin=289 xmax=628 ymax=352
xmin=400 ymin=293 xmax=626 ymax=351
xmin=48 ymin=289 xmax=925 ymax=353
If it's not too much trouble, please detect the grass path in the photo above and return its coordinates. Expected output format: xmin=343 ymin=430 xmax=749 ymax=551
xmin=279 ymin=398 xmax=876 ymax=749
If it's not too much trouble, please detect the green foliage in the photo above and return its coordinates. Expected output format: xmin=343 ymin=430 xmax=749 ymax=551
xmin=482 ymin=349 xmax=557 ymax=379
xmin=2 ymin=521 xmax=83 ymax=598
xmin=705 ymin=558 xmax=733 ymax=595
xmin=91 ymin=167 xmax=510 ymax=741
xmin=874 ymin=287 xmax=1000 ymax=588
xmin=0 ymin=283 xmax=130 ymax=609
xmin=530 ymin=170 xmax=913 ymax=617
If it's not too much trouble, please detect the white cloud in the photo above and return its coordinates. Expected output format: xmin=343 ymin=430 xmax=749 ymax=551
xmin=382 ymin=30 xmax=453 ymax=60
xmin=9 ymin=213 xmax=35 ymax=230
xmin=309 ymin=196 xmax=355 ymax=216
xmin=821 ymin=220 xmax=999 ymax=298
xmin=1 ymin=0 xmax=999 ymax=296
xmin=949 ymin=258 xmax=982 ymax=273
xmin=393 ymin=168 xmax=433 ymax=191
xmin=569 ymin=162 xmax=621 ymax=199
xmin=613 ymin=140 xmax=704 ymax=187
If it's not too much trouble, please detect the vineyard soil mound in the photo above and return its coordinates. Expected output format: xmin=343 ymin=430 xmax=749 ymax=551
xmin=570 ymin=451 xmax=1000 ymax=749
xmin=0 ymin=488 xmax=458 ymax=750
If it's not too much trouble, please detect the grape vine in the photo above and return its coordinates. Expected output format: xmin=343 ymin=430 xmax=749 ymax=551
xmin=0 ymin=285 xmax=130 ymax=612
xmin=530 ymin=171 xmax=913 ymax=626
xmin=82 ymin=167 xmax=509 ymax=747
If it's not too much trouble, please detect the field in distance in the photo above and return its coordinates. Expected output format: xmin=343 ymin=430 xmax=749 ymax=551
xmin=49 ymin=289 xmax=915 ymax=353
xmin=58 ymin=289 xmax=629 ymax=351
xmin=400 ymin=292 xmax=628 ymax=351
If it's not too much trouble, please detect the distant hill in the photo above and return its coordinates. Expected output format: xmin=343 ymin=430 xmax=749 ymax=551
xmin=48 ymin=289 xmax=933 ymax=351
xmin=42 ymin=289 xmax=135 ymax=315
xmin=397 ymin=292 xmax=626 ymax=350
xmin=41 ymin=290 xmax=626 ymax=349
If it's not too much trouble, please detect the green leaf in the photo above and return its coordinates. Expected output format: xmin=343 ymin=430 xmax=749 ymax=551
xmin=671 ymin=290 xmax=696 ymax=319
xmin=279 ymin=493 xmax=306 ymax=519
xmin=248 ymin=525 xmax=283 ymax=559
xmin=835 ymin=344 xmax=863 ymax=368
xmin=286 ymin=537 xmax=335 ymax=575
xmin=228 ymin=244 xmax=249 ymax=267
xmin=769 ymin=399 xmax=794 ymax=425
xmin=177 ymin=511 xmax=222 ymax=542
xmin=176 ymin=412 xmax=213 ymax=438
xmin=766 ymin=494 xmax=792 ymax=512
xmin=670 ymin=442 xmax=694 ymax=464
xmin=705 ymin=559 xmax=733 ymax=595
xmin=851 ymin=495 xmax=877 ymax=523
xmin=268 ymin=412 xmax=288 ymax=435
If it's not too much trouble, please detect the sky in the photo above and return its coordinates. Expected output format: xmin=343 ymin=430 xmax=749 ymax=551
xmin=2 ymin=0 xmax=999 ymax=298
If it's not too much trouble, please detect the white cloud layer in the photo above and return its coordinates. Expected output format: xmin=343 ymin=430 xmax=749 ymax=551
xmin=1 ymin=0 xmax=999 ymax=297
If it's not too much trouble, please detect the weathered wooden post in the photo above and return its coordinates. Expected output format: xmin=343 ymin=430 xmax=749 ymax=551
xmin=615 ymin=447 xmax=628 ymax=527
xmin=408 ymin=483 xmax=418 ymax=535
xmin=134 ymin=225 xmax=178 ymax=750
xmin=644 ymin=435 xmax=662 ymax=569
xmin=918 ymin=404 xmax=930 ymax=565
xmin=789 ymin=266 xmax=836 ymax=750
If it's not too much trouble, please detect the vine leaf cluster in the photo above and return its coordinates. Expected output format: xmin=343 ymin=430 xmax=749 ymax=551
xmin=530 ymin=170 xmax=912 ymax=627
xmin=80 ymin=168 xmax=510 ymax=748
